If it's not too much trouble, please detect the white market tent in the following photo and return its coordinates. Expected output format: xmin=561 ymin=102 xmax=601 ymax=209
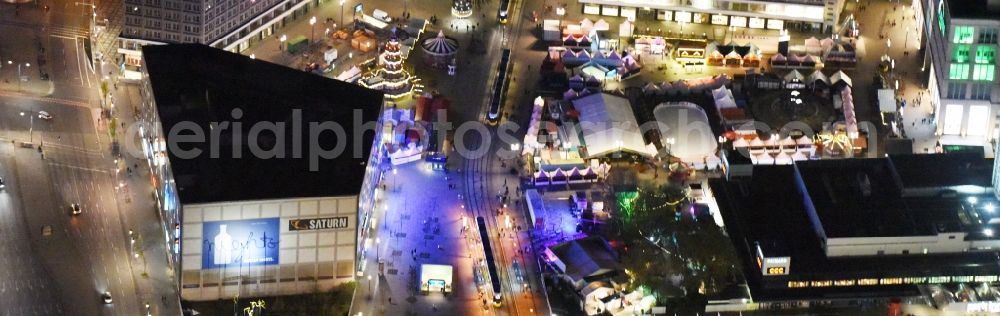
xmin=807 ymin=70 xmax=830 ymax=85
xmin=653 ymin=102 xmax=718 ymax=162
xmin=619 ymin=20 xmax=634 ymax=37
xmin=593 ymin=19 xmax=610 ymax=31
xmin=572 ymin=93 xmax=651 ymax=158
xmin=712 ymin=86 xmax=737 ymax=109
xmin=831 ymin=70 xmax=853 ymax=87
xmin=783 ymin=69 xmax=805 ymax=82
xmin=878 ymin=89 xmax=897 ymax=112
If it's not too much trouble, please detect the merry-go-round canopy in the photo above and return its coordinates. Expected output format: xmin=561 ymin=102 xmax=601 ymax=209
xmin=422 ymin=30 xmax=459 ymax=57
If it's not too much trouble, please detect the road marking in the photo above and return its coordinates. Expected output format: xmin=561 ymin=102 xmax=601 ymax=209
xmin=73 ymin=36 xmax=85 ymax=88
xmin=0 ymin=90 xmax=90 ymax=107
xmin=47 ymin=162 xmax=108 ymax=173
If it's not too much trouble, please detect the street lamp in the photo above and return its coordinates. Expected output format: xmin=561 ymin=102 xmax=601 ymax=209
xmin=340 ymin=0 xmax=346 ymax=28
xmin=15 ymin=62 xmax=30 ymax=91
xmin=279 ymin=34 xmax=287 ymax=51
xmin=19 ymin=111 xmax=34 ymax=143
xmin=309 ymin=16 xmax=317 ymax=43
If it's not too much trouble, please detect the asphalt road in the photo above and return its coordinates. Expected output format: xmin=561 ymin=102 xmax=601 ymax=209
xmin=0 ymin=2 xmax=178 ymax=316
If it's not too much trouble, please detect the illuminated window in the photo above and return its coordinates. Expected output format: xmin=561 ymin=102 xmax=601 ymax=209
xmin=929 ymin=276 xmax=951 ymax=283
xmin=975 ymin=275 xmax=998 ymax=282
xmin=976 ymin=46 xmax=996 ymax=64
xmin=880 ymin=278 xmax=903 ymax=285
xmin=833 ymin=279 xmax=856 ymax=286
xmin=973 ymin=64 xmax=995 ymax=81
xmin=787 ymin=281 xmax=809 ymax=288
xmin=811 ymin=280 xmax=832 ymax=287
xmin=955 ymin=26 xmax=976 ymax=44
xmin=955 ymin=45 xmax=971 ymax=63
xmin=858 ymin=278 xmax=879 ymax=286
xmin=938 ymin=0 xmax=946 ymax=37
xmin=951 ymin=63 xmax=970 ymax=80
xmin=954 ymin=276 xmax=975 ymax=282
xmin=968 ymin=105 xmax=990 ymax=136
xmin=943 ymin=104 xmax=964 ymax=135
xmin=903 ymin=277 xmax=927 ymax=284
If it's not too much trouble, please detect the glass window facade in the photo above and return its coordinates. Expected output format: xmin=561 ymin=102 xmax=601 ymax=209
xmin=943 ymin=104 xmax=964 ymax=135
xmin=976 ymin=46 xmax=996 ymax=64
xmin=968 ymin=105 xmax=990 ymax=136
xmin=950 ymin=63 xmax=970 ymax=79
xmin=973 ymin=64 xmax=995 ymax=81
xmin=948 ymin=82 xmax=967 ymax=99
xmin=972 ymin=83 xmax=992 ymax=100
xmin=954 ymin=44 xmax=971 ymax=63
xmin=954 ymin=26 xmax=975 ymax=44
xmin=979 ymin=28 xmax=998 ymax=44
xmin=938 ymin=0 xmax=945 ymax=37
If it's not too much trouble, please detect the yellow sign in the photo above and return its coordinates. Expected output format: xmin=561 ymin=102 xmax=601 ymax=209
xmin=677 ymin=48 xmax=704 ymax=58
xmin=244 ymin=299 xmax=267 ymax=316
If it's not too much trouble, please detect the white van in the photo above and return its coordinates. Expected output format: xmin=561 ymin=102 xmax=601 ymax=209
xmin=373 ymin=9 xmax=391 ymax=22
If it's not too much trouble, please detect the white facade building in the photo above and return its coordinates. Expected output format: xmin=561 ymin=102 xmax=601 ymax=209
xmin=577 ymin=0 xmax=845 ymax=33
xmin=921 ymin=0 xmax=1000 ymax=148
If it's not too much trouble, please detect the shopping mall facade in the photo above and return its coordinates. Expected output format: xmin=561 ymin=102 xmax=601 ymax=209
xmin=576 ymin=0 xmax=845 ymax=33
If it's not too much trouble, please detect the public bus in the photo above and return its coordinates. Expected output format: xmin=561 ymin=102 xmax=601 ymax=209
xmin=477 ymin=216 xmax=503 ymax=306
xmin=487 ymin=49 xmax=511 ymax=124
xmin=497 ymin=0 xmax=510 ymax=24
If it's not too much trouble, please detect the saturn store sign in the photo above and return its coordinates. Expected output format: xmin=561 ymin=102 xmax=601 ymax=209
xmin=289 ymin=216 xmax=351 ymax=231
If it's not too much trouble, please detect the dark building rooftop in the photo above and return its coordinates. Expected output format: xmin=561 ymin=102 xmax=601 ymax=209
xmin=947 ymin=0 xmax=1000 ymax=20
xmin=890 ymin=152 xmax=993 ymax=189
xmin=710 ymin=154 xmax=1000 ymax=301
xmin=143 ymin=44 xmax=383 ymax=204
xmin=549 ymin=236 xmax=621 ymax=283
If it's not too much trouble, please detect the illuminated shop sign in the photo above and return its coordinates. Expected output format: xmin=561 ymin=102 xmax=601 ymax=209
xmin=711 ymin=14 xmax=728 ymax=25
xmin=674 ymin=11 xmax=692 ymax=23
xmin=749 ymin=17 xmax=765 ymax=29
xmin=766 ymin=19 xmax=784 ymax=30
xmin=288 ymin=216 xmax=351 ymax=231
xmin=730 ymin=16 xmax=747 ymax=27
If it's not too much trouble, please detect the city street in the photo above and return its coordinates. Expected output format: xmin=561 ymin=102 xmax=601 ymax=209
xmin=0 ymin=2 xmax=179 ymax=316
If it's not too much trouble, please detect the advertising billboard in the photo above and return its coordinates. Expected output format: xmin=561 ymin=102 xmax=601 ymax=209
xmin=202 ymin=218 xmax=280 ymax=269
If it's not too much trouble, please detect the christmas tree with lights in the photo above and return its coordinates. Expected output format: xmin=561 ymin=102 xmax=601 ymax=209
xmin=361 ymin=31 xmax=415 ymax=99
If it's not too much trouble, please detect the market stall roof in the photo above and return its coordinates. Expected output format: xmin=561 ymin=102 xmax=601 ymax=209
xmin=593 ymin=19 xmax=610 ymax=31
xmin=549 ymin=236 xmax=620 ymax=282
xmin=642 ymin=82 xmax=660 ymax=95
xmin=808 ymin=70 xmax=830 ymax=85
xmin=572 ymin=93 xmax=651 ymax=158
xmin=653 ymin=102 xmax=718 ymax=162
xmin=831 ymin=70 xmax=853 ymax=86
xmin=783 ymin=69 xmax=805 ymax=82
xmin=878 ymin=89 xmax=897 ymax=112
xmin=421 ymin=30 xmax=458 ymax=56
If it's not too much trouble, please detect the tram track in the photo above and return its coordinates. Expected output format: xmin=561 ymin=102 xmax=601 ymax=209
xmin=460 ymin=0 xmax=534 ymax=313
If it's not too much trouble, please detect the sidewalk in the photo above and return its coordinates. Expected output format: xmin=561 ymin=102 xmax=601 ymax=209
xmin=0 ymin=7 xmax=57 ymax=97
xmin=847 ymin=0 xmax=940 ymax=154
xmin=99 ymin=56 xmax=183 ymax=316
